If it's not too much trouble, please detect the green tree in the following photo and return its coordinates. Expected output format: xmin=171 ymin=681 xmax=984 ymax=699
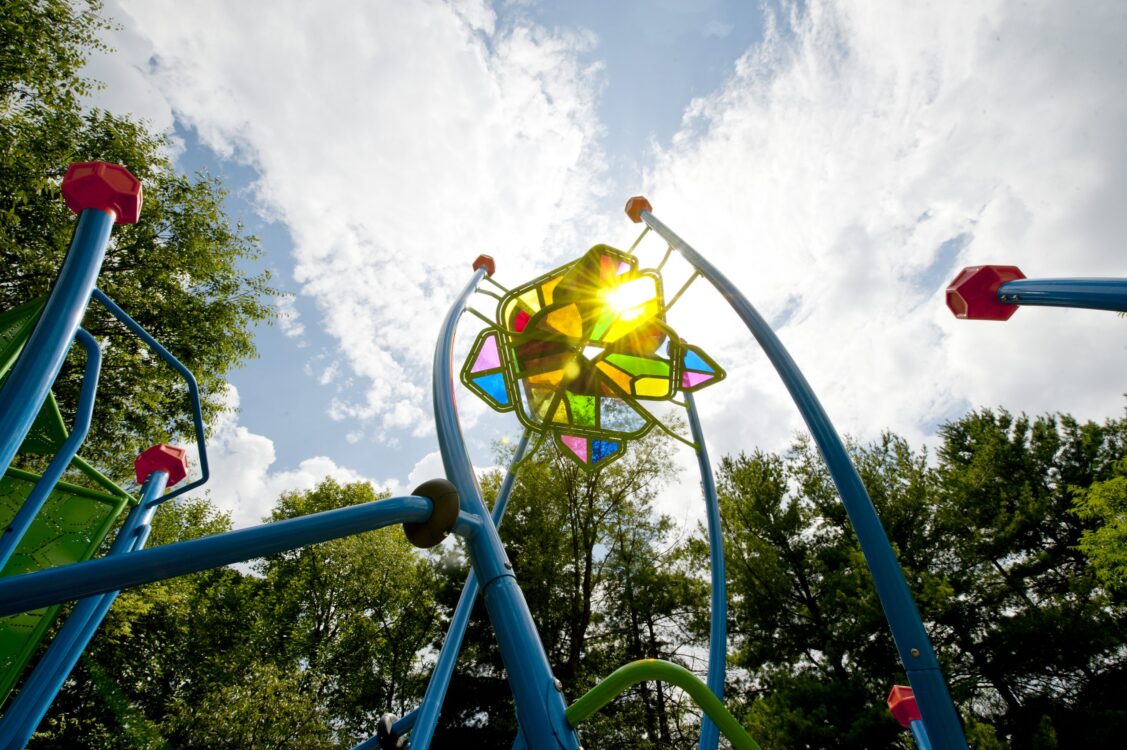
xmin=31 ymin=496 xmax=254 ymax=749
xmin=255 ymin=479 xmax=441 ymax=745
xmin=932 ymin=409 xmax=1127 ymax=747
xmin=1 ymin=0 xmax=274 ymax=480
xmin=432 ymin=432 xmax=700 ymax=748
xmin=1072 ymin=456 xmax=1127 ymax=595
xmin=717 ymin=410 xmax=1127 ymax=749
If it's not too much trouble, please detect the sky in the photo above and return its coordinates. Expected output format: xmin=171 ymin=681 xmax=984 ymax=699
xmin=82 ymin=0 xmax=1127 ymax=530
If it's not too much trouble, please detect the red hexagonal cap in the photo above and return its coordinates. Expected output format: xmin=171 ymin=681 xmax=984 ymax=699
xmin=473 ymin=254 xmax=496 ymax=277
xmin=61 ymin=161 xmax=143 ymax=225
xmin=946 ymin=265 xmax=1026 ymax=321
xmin=135 ymin=443 xmax=188 ymax=487
xmin=887 ymin=685 xmax=922 ymax=728
xmin=625 ymin=196 xmax=652 ymax=223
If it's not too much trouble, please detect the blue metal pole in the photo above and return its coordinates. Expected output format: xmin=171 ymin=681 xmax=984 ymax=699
xmin=685 ymin=392 xmax=726 ymax=750
xmin=638 ymin=208 xmax=967 ymax=750
xmin=0 ymin=496 xmax=433 ymax=617
xmin=0 ymin=209 xmax=113 ymax=479
xmin=378 ymin=430 xmax=532 ymax=747
xmin=0 ymin=471 xmax=169 ymax=749
xmin=420 ymin=267 xmax=578 ymax=750
xmin=0 ymin=329 xmax=102 ymax=570
xmin=910 ymin=719 xmax=934 ymax=750
xmin=996 ymin=277 xmax=1127 ymax=312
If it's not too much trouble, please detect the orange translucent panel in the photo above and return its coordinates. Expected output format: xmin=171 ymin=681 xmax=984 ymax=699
xmin=527 ymin=369 xmax=564 ymax=388
xmin=596 ymin=361 xmax=633 ymax=393
xmin=546 ymin=304 xmax=583 ymax=339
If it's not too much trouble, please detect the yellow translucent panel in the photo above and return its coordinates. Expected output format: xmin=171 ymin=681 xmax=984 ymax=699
xmin=527 ymin=369 xmax=564 ymax=388
xmin=552 ymin=400 xmax=569 ymax=423
xmin=634 ymin=376 xmax=671 ymax=398
xmin=519 ymin=289 xmax=541 ymax=313
xmin=541 ymin=276 xmax=563 ymax=305
xmin=602 ymin=299 xmax=660 ymax=343
xmin=546 ymin=304 xmax=582 ymax=339
xmin=502 ymin=298 xmax=520 ymax=327
xmin=596 ymin=362 xmax=633 ymax=393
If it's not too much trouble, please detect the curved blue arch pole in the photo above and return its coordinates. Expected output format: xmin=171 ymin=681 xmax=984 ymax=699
xmin=637 ymin=208 xmax=968 ymax=750
xmin=420 ymin=266 xmax=579 ymax=750
xmin=685 ymin=391 xmax=726 ymax=750
xmin=0 ymin=469 xmax=171 ymax=749
xmin=356 ymin=430 xmax=533 ymax=749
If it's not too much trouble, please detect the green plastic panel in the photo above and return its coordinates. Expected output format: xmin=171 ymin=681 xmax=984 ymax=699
xmin=0 ymin=468 xmax=129 ymax=704
xmin=0 ymin=297 xmax=46 ymax=382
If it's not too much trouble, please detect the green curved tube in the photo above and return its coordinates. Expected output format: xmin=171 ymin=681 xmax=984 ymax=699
xmin=565 ymin=659 xmax=762 ymax=750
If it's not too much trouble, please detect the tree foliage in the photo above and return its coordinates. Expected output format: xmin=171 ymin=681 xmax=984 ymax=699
xmin=719 ymin=409 xmax=1127 ymax=749
xmin=1 ymin=0 xmax=275 ymax=480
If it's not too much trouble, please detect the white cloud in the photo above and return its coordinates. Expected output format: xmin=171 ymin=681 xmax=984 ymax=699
xmin=642 ymin=0 xmax=1127 ymax=461
xmin=274 ymin=295 xmax=305 ymax=339
xmin=109 ymin=0 xmax=607 ymax=439
xmin=182 ymin=385 xmax=433 ymax=528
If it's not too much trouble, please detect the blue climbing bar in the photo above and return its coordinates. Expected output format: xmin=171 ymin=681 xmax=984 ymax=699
xmin=946 ymin=265 xmax=1127 ymax=320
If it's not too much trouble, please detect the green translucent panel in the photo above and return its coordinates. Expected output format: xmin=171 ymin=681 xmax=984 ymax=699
xmin=567 ymin=392 xmax=596 ymax=427
xmin=605 ymin=353 xmax=670 ymax=378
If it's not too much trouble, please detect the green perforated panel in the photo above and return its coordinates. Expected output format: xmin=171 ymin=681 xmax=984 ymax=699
xmin=0 ymin=468 xmax=129 ymax=704
xmin=0 ymin=297 xmax=45 ymax=382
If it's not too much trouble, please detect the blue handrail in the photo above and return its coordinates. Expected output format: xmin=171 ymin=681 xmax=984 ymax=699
xmin=90 ymin=289 xmax=209 ymax=502
xmin=0 ymin=329 xmax=103 ymax=570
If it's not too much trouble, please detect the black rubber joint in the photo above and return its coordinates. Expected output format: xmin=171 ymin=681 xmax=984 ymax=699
xmin=404 ymin=478 xmax=460 ymax=548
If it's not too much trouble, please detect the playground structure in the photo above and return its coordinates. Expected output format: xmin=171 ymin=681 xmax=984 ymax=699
xmin=0 ymin=163 xmax=1124 ymax=750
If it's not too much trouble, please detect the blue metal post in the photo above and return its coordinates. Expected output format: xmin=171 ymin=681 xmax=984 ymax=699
xmin=372 ymin=430 xmax=532 ymax=748
xmin=685 ymin=392 xmax=726 ymax=750
xmin=420 ymin=267 xmax=578 ymax=750
xmin=0 ymin=496 xmax=433 ymax=617
xmin=996 ymin=277 xmax=1127 ymax=312
xmin=0 ymin=209 xmax=113 ymax=479
xmin=0 ymin=471 xmax=169 ymax=749
xmin=638 ymin=209 xmax=967 ymax=750
xmin=0 ymin=329 xmax=102 ymax=570
xmin=910 ymin=719 xmax=934 ymax=750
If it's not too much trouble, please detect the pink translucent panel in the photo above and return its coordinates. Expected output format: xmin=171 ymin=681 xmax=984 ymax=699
xmin=616 ymin=261 xmax=630 ymax=275
xmin=471 ymin=334 xmax=501 ymax=372
xmin=682 ymin=370 xmax=714 ymax=388
xmin=561 ymin=434 xmax=588 ymax=462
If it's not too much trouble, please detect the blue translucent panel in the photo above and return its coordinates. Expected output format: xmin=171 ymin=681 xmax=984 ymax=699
xmin=601 ymin=397 xmax=647 ymax=433
xmin=474 ymin=372 xmax=510 ymax=405
xmin=656 ymin=338 xmax=670 ymax=359
xmin=683 ymin=349 xmax=713 ymax=373
xmin=591 ymin=440 xmax=619 ymax=464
